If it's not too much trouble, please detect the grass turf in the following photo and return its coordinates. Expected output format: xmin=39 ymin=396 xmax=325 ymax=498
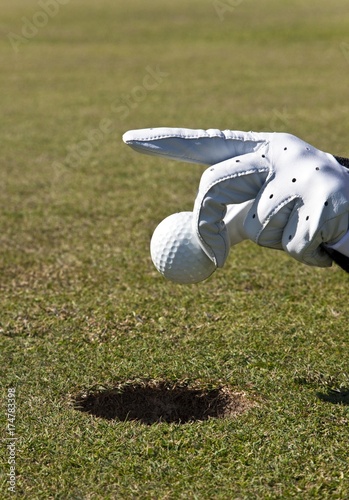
xmin=1 ymin=0 xmax=349 ymax=498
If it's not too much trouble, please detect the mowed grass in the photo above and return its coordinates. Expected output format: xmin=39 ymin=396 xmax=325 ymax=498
xmin=1 ymin=0 xmax=349 ymax=498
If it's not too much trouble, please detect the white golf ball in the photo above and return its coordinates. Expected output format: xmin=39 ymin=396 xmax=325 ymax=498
xmin=150 ymin=212 xmax=216 ymax=284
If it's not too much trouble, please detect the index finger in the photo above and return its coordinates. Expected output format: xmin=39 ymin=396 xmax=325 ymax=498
xmin=123 ymin=127 xmax=270 ymax=166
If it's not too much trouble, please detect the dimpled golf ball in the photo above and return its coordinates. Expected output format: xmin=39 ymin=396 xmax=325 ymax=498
xmin=150 ymin=212 xmax=216 ymax=284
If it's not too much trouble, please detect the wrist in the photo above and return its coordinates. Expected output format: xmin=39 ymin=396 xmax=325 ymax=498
xmin=326 ymin=230 xmax=349 ymax=258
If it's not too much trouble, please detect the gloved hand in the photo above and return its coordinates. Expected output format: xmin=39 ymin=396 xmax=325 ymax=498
xmin=123 ymin=127 xmax=349 ymax=270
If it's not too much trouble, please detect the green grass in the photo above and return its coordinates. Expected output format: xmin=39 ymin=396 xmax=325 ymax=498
xmin=1 ymin=0 xmax=349 ymax=498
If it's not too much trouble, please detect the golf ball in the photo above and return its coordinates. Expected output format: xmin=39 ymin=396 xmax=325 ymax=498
xmin=150 ymin=212 xmax=216 ymax=284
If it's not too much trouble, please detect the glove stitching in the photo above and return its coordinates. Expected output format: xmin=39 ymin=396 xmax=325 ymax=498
xmin=129 ymin=134 xmax=266 ymax=142
xmin=201 ymin=167 xmax=270 ymax=194
xmin=130 ymin=134 xmax=223 ymax=141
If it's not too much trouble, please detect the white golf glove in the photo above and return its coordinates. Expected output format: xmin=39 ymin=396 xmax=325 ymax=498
xmin=123 ymin=127 xmax=349 ymax=269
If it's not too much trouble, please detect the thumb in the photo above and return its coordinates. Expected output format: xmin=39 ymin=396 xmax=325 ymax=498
xmin=194 ymin=151 xmax=270 ymax=266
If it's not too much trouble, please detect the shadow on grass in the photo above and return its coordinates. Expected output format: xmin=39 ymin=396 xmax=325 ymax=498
xmin=73 ymin=379 xmax=252 ymax=424
xmin=317 ymin=388 xmax=349 ymax=405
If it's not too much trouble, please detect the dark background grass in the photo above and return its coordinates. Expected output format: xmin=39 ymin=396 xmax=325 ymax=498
xmin=1 ymin=0 xmax=349 ymax=498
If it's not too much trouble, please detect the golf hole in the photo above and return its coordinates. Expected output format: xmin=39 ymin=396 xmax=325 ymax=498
xmin=73 ymin=379 xmax=253 ymax=424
